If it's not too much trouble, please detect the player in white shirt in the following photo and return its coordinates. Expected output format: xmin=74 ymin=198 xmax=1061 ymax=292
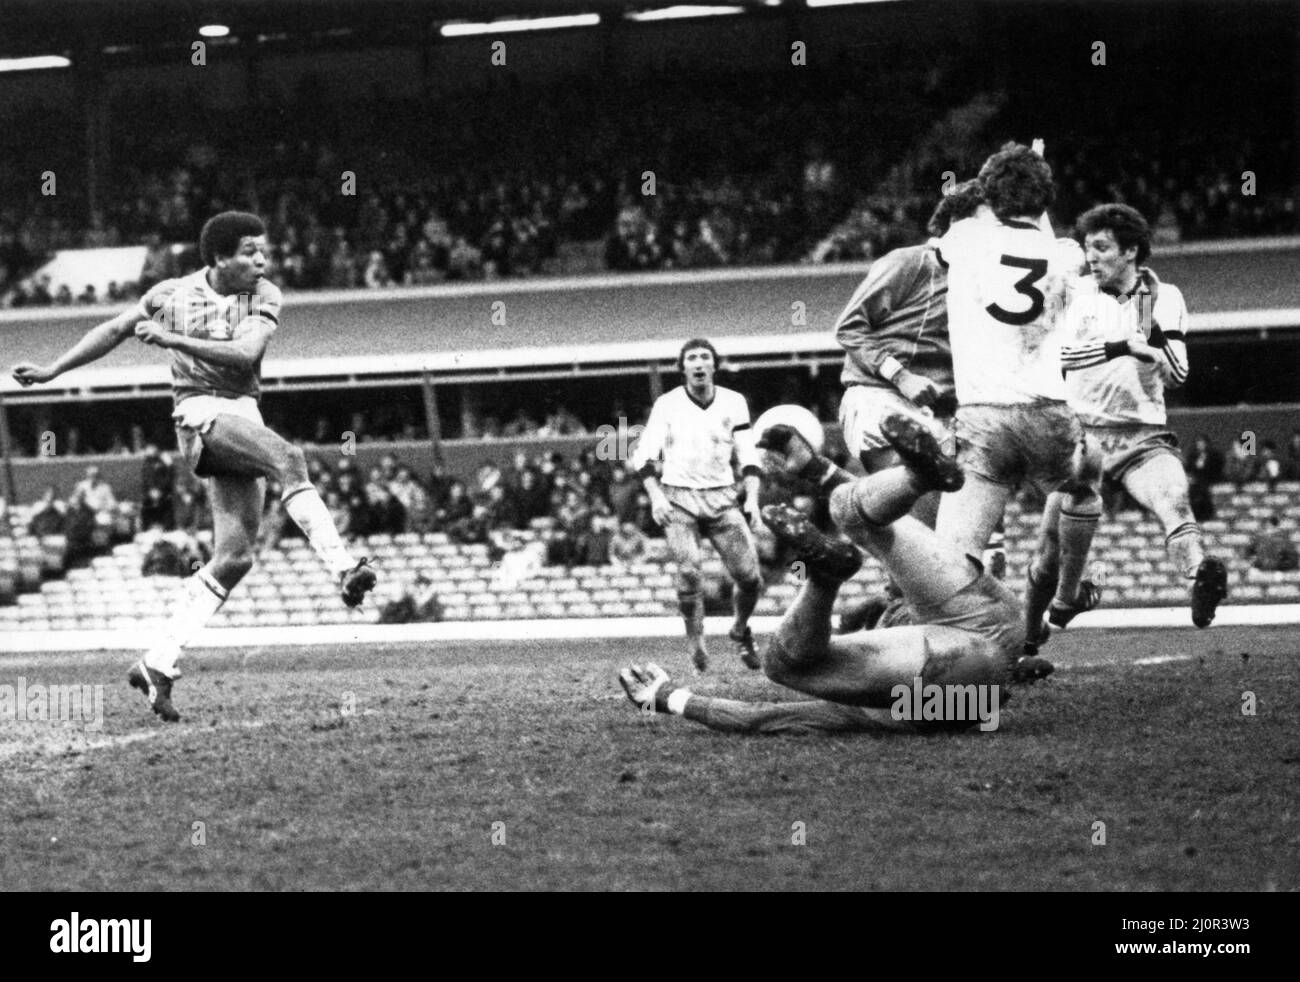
xmin=1054 ymin=203 xmax=1228 ymax=628
xmin=933 ymin=143 xmax=1103 ymax=653
xmin=630 ymin=339 xmax=765 ymax=672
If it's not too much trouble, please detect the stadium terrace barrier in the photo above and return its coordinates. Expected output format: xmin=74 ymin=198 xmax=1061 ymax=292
xmin=5 ymin=407 xmax=1298 ymax=505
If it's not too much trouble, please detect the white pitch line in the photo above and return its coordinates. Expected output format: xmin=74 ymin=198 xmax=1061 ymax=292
xmin=0 ymin=718 xmax=276 ymax=764
xmin=1130 ymin=655 xmax=1198 ymax=667
xmin=2 ymin=605 xmax=1297 ymax=654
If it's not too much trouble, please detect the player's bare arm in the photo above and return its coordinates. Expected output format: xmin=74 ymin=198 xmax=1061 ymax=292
xmin=629 ymin=393 xmax=671 ymax=525
xmin=836 ymin=250 xmax=940 ymax=408
xmin=11 ymin=305 xmax=143 ymax=386
xmin=893 ymin=369 xmax=941 ymax=407
xmin=731 ymin=424 xmax=763 ymax=529
xmin=135 ymin=318 xmax=275 ymax=370
xmin=741 ymin=469 xmax=762 ymax=528
xmin=641 ymin=471 xmax=673 ymax=527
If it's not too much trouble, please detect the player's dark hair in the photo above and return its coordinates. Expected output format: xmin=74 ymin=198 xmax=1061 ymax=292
xmin=677 ymin=337 xmax=719 ymax=373
xmin=927 ymin=179 xmax=986 ymax=236
xmin=978 ymin=142 xmax=1055 ymax=222
xmin=1076 ymin=203 xmax=1152 ymax=265
xmin=199 ymin=211 xmax=266 ymax=267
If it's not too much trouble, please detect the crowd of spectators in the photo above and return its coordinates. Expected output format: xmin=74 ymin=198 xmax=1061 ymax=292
xmin=811 ymin=109 xmax=1297 ymax=264
xmin=1246 ymin=516 xmax=1298 ymax=573
xmin=15 ymin=44 xmax=1293 ymax=306
xmin=243 ymin=448 xmax=666 ymax=571
xmin=10 ymin=397 xmax=602 ymax=460
xmin=9 ymin=425 xmax=1299 ymax=615
xmin=24 ymin=465 xmax=138 ymax=570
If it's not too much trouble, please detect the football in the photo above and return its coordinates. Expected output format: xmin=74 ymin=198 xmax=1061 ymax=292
xmin=753 ymin=404 xmax=825 ymax=454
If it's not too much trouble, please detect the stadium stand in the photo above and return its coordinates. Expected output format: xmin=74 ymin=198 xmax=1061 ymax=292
xmin=2 ymin=0 xmax=1295 ymax=303
xmin=3 ymin=482 xmax=1298 ymax=632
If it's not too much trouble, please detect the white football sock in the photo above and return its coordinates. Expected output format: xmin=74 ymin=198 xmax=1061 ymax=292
xmin=282 ymin=481 xmax=356 ymax=577
xmin=143 ymin=569 xmax=229 ymax=678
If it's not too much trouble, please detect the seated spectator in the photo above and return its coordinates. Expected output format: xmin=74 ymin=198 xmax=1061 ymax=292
xmin=307 ymin=454 xmax=332 ymax=486
xmin=473 ymin=460 xmax=503 ymax=497
xmin=605 ymin=208 xmax=662 ymax=271
xmin=390 ymin=466 xmax=431 ymax=532
xmin=491 ymin=532 xmax=547 ymax=589
xmin=74 ymin=465 xmax=118 ymax=518
xmin=513 ymin=468 xmax=550 ymax=527
xmin=1258 ymin=441 xmax=1282 ymax=488
xmin=426 ymin=460 xmax=451 ymax=510
xmin=62 ymin=488 xmax=108 ymax=569
xmin=363 ymin=250 xmax=393 ymax=289
xmin=628 ymin=490 xmax=662 ymax=538
xmin=546 ymin=488 xmax=594 ymax=566
xmin=502 ymin=409 xmax=539 ymax=437
xmin=446 ymin=236 xmax=483 ymax=280
xmin=503 ymin=450 xmax=531 ymax=489
xmin=404 ymin=243 xmax=444 ymax=286
xmin=606 ymin=464 xmax=639 ymax=522
xmin=485 ymin=483 xmax=520 ymax=531
xmin=328 ymin=236 xmax=360 ymax=288
xmin=1284 ymin=430 xmax=1300 ymax=481
xmin=139 ymin=233 xmax=173 ymax=291
xmin=538 ymin=406 xmax=587 ymax=437
xmin=27 ymin=485 xmax=66 ymax=537
xmin=436 ymin=481 xmax=473 ymax=528
xmin=610 ymin=521 xmax=648 ymax=566
xmin=141 ymin=528 xmax=207 ymax=577
xmin=1222 ymin=439 xmax=1258 ymax=486
xmin=173 ymin=480 xmax=211 ymax=533
xmin=141 ymin=485 xmax=173 ymax=531
xmin=447 ymin=502 xmax=492 ymax=545
xmin=378 ymin=570 xmax=445 ymax=624
xmin=577 ymin=512 xmax=616 ymax=567
xmin=1186 ymin=433 xmax=1222 ymax=522
xmin=368 ymin=486 xmax=408 ymax=535
xmin=1245 ymin=517 xmax=1298 ymax=572
xmin=258 ymin=490 xmax=290 ymax=549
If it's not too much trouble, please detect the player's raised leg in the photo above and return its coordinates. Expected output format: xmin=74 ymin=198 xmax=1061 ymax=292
xmin=705 ymin=510 xmax=764 ymax=669
xmin=197 ymin=412 xmax=376 ymax=606
xmin=663 ymin=511 xmax=709 ymax=672
xmin=763 ymin=413 xmax=1007 ymax=687
xmin=1122 ymin=453 xmax=1227 ymax=627
xmin=129 ymin=474 xmax=262 ymax=721
xmin=758 ymin=413 xmax=970 ymax=609
xmin=760 ymin=504 xmax=1004 ymax=706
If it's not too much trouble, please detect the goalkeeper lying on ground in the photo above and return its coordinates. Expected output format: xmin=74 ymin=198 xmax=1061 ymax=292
xmin=620 ymin=414 xmax=1047 ymax=734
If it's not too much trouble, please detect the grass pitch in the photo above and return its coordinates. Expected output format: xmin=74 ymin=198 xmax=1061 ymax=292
xmin=1 ymin=626 xmax=1296 ymax=891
